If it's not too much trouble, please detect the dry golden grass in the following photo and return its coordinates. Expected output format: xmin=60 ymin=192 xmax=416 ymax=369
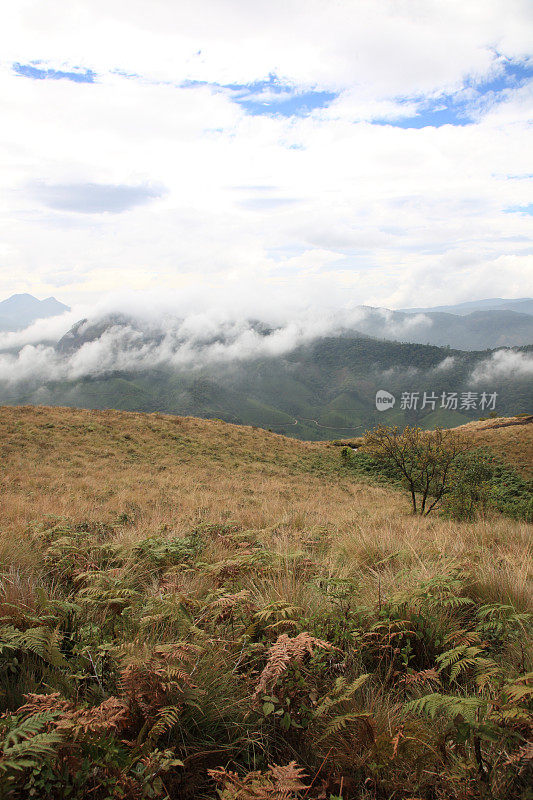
xmin=0 ymin=405 xmax=531 ymax=799
xmin=453 ymin=414 xmax=533 ymax=478
xmin=0 ymin=405 xmax=403 ymax=545
xmin=0 ymin=405 xmax=531 ymax=614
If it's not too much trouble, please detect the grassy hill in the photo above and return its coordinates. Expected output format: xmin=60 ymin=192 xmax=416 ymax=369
xmin=330 ymin=414 xmax=533 ymax=479
xmin=0 ymin=406 xmax=531 ymax=799
xmin=454 ymin=414 xmax=533 ymax=478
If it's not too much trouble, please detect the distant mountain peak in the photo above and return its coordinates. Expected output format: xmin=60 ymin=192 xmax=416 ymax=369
xmin=399 ymin=298 xmax=533 ymax=316
xmin=0 ymin=293 xmax=70 ymax=332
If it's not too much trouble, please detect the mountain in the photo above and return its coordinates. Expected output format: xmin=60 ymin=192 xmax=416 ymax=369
xmin=399 ymin=297 xmax=533 ymax=316
xmin=0 ymin=293 xmax=70 ymax=331
xmin=355 ymin=306 xmax=533 ymax=349
xmin=1 ymin=312 xmax=531 ymax=440
xmin=54 ymin=304 xmax=533 ymax=353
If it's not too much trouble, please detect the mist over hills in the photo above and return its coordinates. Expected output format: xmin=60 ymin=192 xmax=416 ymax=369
xmin=2 ymin=293 xmax=533 ymax=347
xmin=1 ymin=299 xmax=531 ymax=440
xmin=342 ymin=305 xmax=533 ymax=350
xmin=400 ymin=297 xmax=533 ymax=316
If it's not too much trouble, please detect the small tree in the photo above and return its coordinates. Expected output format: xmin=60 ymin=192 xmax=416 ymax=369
xmin=441 ymin=449 xmax=494 ymax=520
xmin=362 ymin=424 xmax=473 ymax=515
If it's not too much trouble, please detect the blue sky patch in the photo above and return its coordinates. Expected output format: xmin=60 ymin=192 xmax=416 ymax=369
xmin=504 ymin=203 xmax=533 ymax=215
xmin=227 ymin=79 xmax=337 ymax=116
xmin=183 ymin=74 xmax=337 ymax=117
xmin=13 ymin=62 xmax=96 ymax=83
xmin=374 ymin=58 xmax=532 ymax=129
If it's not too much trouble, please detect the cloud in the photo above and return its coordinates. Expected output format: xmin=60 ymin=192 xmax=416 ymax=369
xmin=0 ymin=308 xmax=82 ymax=349
xmin=0 ymin=286 xmax=530 ymax=390
xmin=0 ymin=314 xmax=332 ymax=385
xmin=471 ymin=348 xmax=533 ymax=383
xmin=0 ymin=291 xmax=409 ymax=384
xmin=3 ymin=1 xmax=532 ymax=94
xmin=32 ymin=182 xmax=165 ymax=214
xmin=434 ymin=355 xmax=456 ymax=371
xmin=0 ymin=1 xmax=531 ymax=308
xmin=238 ymin=197 xmax=302 ymax=211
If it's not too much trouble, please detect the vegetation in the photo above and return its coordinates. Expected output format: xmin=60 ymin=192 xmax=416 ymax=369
xmin=2 ymin=337 xmax=532 ymax=440
xmin=361 ymin=425 xmax=474 ymax=515
xmin=352 ymin=425 xmax=533 ymax=521
xmin=0 ymin=406 xmax=531 ymax=798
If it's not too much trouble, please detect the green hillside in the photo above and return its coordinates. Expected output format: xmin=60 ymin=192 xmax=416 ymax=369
xmin=1 ymin=337 xmax=531 ymax=440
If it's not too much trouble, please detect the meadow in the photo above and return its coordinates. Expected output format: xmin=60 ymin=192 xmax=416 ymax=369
xmin=0 ymin=406 xmax=531 ymax=799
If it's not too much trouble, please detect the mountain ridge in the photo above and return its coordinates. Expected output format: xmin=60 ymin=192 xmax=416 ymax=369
xmin=0 ymin=293 xmax=70 ymax=331
xmin=399 ymin=297 xmax=533 ymax=315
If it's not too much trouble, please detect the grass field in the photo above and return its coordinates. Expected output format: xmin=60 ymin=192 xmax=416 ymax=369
xmin=0 ymin=406 xmax=531 ymax=799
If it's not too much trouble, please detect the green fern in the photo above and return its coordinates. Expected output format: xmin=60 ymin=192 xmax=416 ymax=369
xmin=0 ymin=625 xmax=67 ymax=668
xmin=319 ymin=710 xmax=373 ymax=741
xmin=145 ymin=706 xmax=181 ymax=744
xmin=476 ymin=603 xmax=533 ymax=643
xmin=313 ymin=674 xmax=371 ymax=718
xmin=436 ymin=646 xmax=497 ymax=683
xmin=313 ymin=674 xmax=372 ymax=742
xmin=139 ymin=597 xmax=194 ymax=636
xmin=405 ymin=693 xmax=487 ymax=724
xmin=0 ymin=712 xmax=62 ymax=776
xmin=501 ymin=672 xmax=533 ymax=704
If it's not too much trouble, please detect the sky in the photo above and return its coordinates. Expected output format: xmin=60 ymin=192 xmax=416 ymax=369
xmin=0 ymin=0 xmax=532 ymax=312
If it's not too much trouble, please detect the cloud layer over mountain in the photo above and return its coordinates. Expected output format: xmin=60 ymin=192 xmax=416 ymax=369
xmin=0 ymin=289 xmax=532 ymax=388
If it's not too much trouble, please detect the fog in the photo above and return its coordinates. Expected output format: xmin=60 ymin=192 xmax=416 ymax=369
xmin=0 ymin=289 xmax=433 ymax=385
xmin=471 ymin=348 xmax=533 ymax=383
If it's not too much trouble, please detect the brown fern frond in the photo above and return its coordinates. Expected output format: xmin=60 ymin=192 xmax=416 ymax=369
xmin=268 ymin=761 xmax=309 ymax=793
xmin=210 ymin=589 xmax=252 ymax=609
xmin=62 ymin=697 xmax=129 ymax=736
xmin=208 ymin=760 xmax=309 ymax=798
xmin=444 ymin=628 xmax=483 ymax=647
xmin=18 ymin=693 xmax=129 ymax=739
xmin=119 ymin=641 xmax=199 ymax=718
xmin=255 ymin=632 xmax=333 ymax=697
xmin=503 ymin=741 xmax=533 ymax=772
xmin=18 ymin=693 xmax=74 ymax=718
xmin=399 ymin=668 xmax=442 ymax=689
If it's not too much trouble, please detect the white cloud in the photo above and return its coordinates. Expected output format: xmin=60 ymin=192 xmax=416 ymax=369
xmin=471 ymin=348 xmax=533 ymax=383
xmin=435 ymin=356 xmax=456 ymax=371
xmin=0 ymin=306 xmax=358 ymax=384
xmin=0 ymin=1 xmax=531 ymax=309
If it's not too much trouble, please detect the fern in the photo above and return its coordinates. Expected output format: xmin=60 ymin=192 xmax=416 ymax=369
xmin=139 ymin=596 xmax=194 ymax=636
xmin=146 ymin=705 xmax=181 ymax=744
xmin=476 ymin=603 xmax=533 ymax=643
xmin=319 ymin=710 xmax=373 ymax=741
xmin=208 ymin=761 xmax=309 ymax=799
xmin=254 ymin=633 xmax=334 ymax=697
xmin=0 ymin=624 xmax=67 ymax=668
xmin=436 ymin=645 xmax=497 ymax=683
xmin=405 ymin=693 xmax=487 ymax=724
xmin=0 ymin=712 xmax=62 ymax=777
xmin=501 ymin=672 xmax=533 ymax=704
xmin=253 ymin=602 xmax=304 ymax=626
xmin=313 ymin=674 xmax=371 ymax=718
